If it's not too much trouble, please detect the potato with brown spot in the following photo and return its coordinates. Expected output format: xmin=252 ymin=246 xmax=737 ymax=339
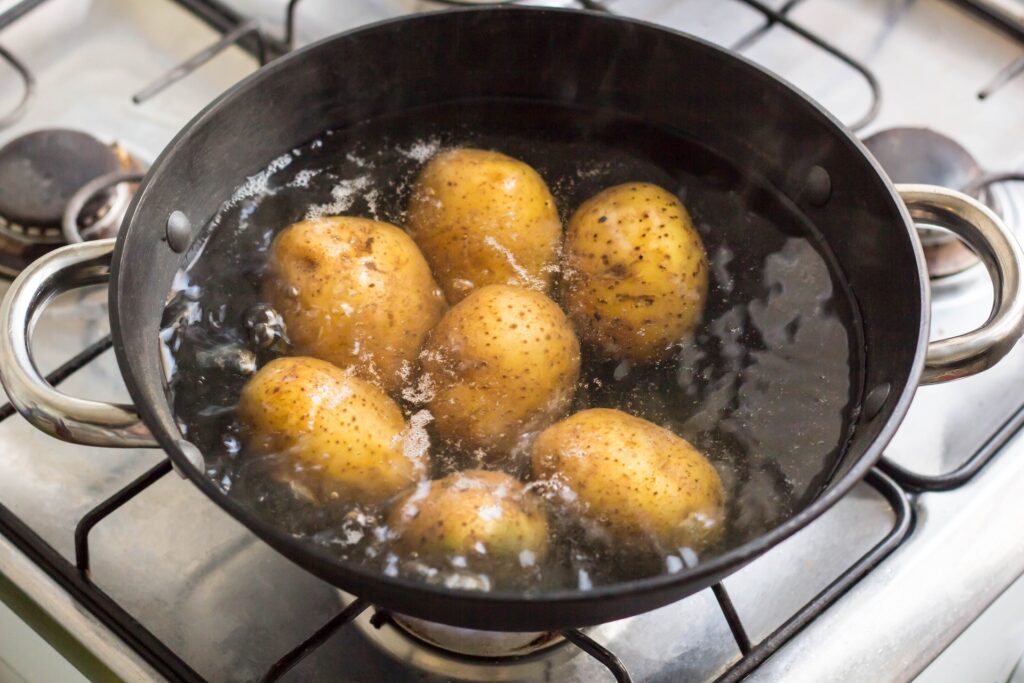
xmin=389 ymin=470 xmax=549 ymax=570
xmin=532 ymin=408 xmax=725 ymax=550
xmin=406 ymin=148 xmax=561 ymax=303
xmin=561 ymin=182 xmax=709 ymax=363
xmin=419 ymin=284 xmax=581 ymax=460
xmin=265 ymin=216 xmax=446 ymax=392
xmin=238 ymin=356 xmax=425 ymax=504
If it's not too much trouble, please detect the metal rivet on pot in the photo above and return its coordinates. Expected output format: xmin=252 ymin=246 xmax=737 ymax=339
xmin=862 ymin=382 xmax=892 ymax=421
xmin=803 ymin=166 xmax=832 ymax=206
xmin=166 ymin=210 xmax=192 ymax=253
xmin=174 ymin=440 xmax=206 ymax=478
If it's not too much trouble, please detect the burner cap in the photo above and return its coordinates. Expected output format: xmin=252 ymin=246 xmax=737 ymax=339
xmin=863 ymin=127 xmax=983 ymax=191
xmin=0 ymin=129 xmax=120 ymax=229
xmin=864 ymin=127 xmax=988 ymax=278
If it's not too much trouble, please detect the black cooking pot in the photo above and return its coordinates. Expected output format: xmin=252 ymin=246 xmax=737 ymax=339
xmin=2 ymin=8 xmax=1022 ymax=631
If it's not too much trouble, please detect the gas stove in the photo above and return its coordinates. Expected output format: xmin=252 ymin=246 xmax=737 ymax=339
xmin=0 ymin=1 xmax=1022 ymax=682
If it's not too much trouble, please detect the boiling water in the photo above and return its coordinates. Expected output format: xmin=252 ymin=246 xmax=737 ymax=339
xmin=162 ymin=101 xmax=862 ymax=593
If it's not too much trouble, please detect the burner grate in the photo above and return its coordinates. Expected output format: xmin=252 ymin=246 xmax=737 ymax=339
xmin=727 ymin=0 xmax=881 ymax=131
xmin=325 ymin=0 xmax=883 ymax=131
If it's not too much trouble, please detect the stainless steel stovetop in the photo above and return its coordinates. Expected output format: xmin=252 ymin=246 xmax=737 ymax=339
xmin=0 ymin=1 xmax=1022 ymax=681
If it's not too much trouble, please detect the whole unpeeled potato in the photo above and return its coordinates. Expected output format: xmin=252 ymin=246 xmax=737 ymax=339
xmin=532 ymin=408 xmax=725 ymax=550
xmin=406 ymin=148 xmax=561 ymax=303
xmin=238 ymin=356 xmax=426 ymax=504
xmin=389 ymin=469 xmax=549 ymax=569
xmin=265 ymin=216 xmax=446 ymax=393
xmin=561 ymin=182 xmax=709 ymax=363
xmin=420 ymin=284 xmax=581 ymax=460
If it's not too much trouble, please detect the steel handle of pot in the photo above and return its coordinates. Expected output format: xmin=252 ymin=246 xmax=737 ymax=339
xmin=0 ymin=238 xmax=157 ymax=447
xmin=898 ymin=184 xmax=1024 ymax=384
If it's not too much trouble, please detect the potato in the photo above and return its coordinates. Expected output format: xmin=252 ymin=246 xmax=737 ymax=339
xmin=389 ymin=469 xmax=549 ymax=567
xmin=406 ymin=148 xmax=561 ymax=303
xmin=531 ymin=408 xmax=725 ymax=550
xmin=561 ymin=182 xmax=709 ymax=363
xmin=238 ymin=356 xmax=426 ymax=504
xmin=265 ymin=216 xmax=446 ymax=393
xmin=420 ymin=284 xmax=581 ymax=459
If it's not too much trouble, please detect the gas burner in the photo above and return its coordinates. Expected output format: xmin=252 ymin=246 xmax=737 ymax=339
xmin=341 ymin=592 xmax=626 ymax=681
xmin=863 ymin=127 xmax=995 ymax=278
xmin=0 ymin=128 xmax=141 ymax=277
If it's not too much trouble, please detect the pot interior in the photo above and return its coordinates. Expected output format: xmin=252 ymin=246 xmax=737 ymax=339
xmin=164 ymin=97 xmax=864 ymax=592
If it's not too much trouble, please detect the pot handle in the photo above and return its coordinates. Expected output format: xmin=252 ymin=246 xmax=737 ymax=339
xmin=0 ymin=238 xmax=157 ymax=447
xmin=898 ymin=184 xmax=1024 ymax=384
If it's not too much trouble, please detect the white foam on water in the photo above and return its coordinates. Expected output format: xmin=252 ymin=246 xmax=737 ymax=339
xmin=288 ymin=168 xmax=321 ymax=188
xmin=305 ymin=174 xmax=372 ymax=219
xmin=397 ymin=138 xmax=441 ymax=163
xmin=230 ymin=152 xmax=293 ymax=205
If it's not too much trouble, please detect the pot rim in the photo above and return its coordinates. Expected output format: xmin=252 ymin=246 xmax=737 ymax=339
xmin=109 ymin=5 xmax=929 ymax=629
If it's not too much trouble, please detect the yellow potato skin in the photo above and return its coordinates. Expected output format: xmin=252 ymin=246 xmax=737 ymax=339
xmin=237 ymin=356 xmax=425 ymax=504
xmin=406 ymin=148 xmax=561 ymax=303
xmin=389 ymin=470 xmax=549 ymax=564
xmin=266 ymin=216 xmax=446 ymax=392
xmin=561 ymin=183 xmax=709 ymax=363
xmin=531 ymin=408 xmax=725 ymax=550
xmin=420 ymin=285 xmax=581 ymax=458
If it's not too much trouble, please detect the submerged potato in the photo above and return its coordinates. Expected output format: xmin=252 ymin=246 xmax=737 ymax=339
xmin=266 ymin=216 xmax=446 ymax=392
xmin=406 ymin=148 xmax=561 ymax=303
xmin=532 ymin=408 xmax=725 ymax=550
xmin=420 ymin=284 xmax=581 ymax=459
xmin=389 ymin=470 xmax=549 ymax=568
xmin=238 ymin=356 xmax=425 ymax=504
xmin=561 ymin=182 xmax=709 ymax=363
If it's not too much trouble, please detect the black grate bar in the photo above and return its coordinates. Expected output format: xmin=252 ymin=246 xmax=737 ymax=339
xmin=949 ymin=0 xmax=1024 ymax=42
xmin=0 ymin=43 xmax=34 ymax=128
xmin=173 ymin=0 xmax=287 ymax=59
xmin=730 ymin=0 xmax=882 ymax=131
xmin=711 ymin=582 xmax=752 ymax=654
xmin=75 ymin=459 xmax=174 ymax=575
xmin=714 ymin=468 xmax=913 ymax=682
xmin=0 ymin=0 xmax=44 ymax=129
xmin=978 ymin=56 xmax=1024 ymax=100
xmin=731 ymin=0 xmax=809 ymax=51
xmin=879 ymin=392 xmax=1024 ymax=491
xmin=283 ymin=0 xmax=302 ymax=50
xmin=562 ymin=629 xmax=633 ymax=683
xmin=0 ymin=333 xmax=113 ymax=422
xmin=261 ymin=598 xmax=370 ymax=683
xmin=970 ymin=172 xmax=1024 ymax=192
xmin=0 ymin=0 xmax=49 ymax=32
xmin=133 ymin=19 xmax=265 ymax=105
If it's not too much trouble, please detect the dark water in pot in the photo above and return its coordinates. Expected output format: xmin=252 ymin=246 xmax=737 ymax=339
xmin=161 ymin=100 xmax=862 ymax=593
